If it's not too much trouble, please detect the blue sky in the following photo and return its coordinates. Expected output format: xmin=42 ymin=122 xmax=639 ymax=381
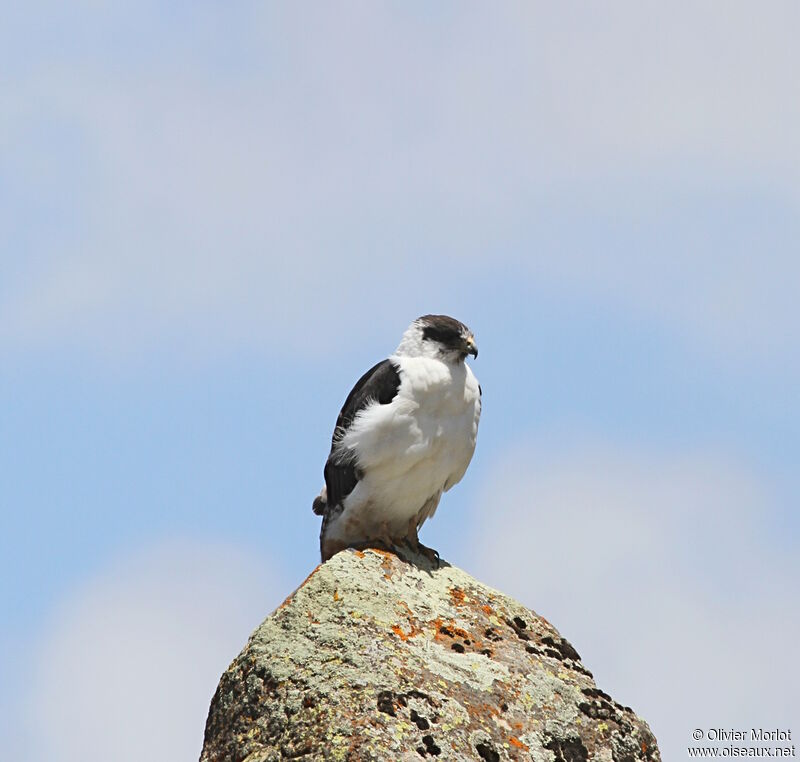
xmin=2 ymin=3 xmax=798 ymax=760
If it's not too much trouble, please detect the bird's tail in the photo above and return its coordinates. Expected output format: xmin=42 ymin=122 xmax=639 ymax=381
xmin=312 ymin=486 xmax=327 ymax=515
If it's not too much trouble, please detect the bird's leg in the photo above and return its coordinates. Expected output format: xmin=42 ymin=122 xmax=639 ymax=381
xmin=354 ymin=521 xmax=409 ymax=560
xmin=403 ymin=517 xmax=420 ymax=550
xmin=378 ymin=520 xmax=404 ymax=557
xmin=404 ymin=518 xmax=440 ymax=567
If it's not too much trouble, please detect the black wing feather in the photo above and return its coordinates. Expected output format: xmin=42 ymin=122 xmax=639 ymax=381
xmin=323 ymin=359 xmax=401 ymax=509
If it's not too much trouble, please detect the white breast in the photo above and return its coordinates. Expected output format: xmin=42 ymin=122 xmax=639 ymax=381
xmin=336 ymin=354 xmax=481 ymax=537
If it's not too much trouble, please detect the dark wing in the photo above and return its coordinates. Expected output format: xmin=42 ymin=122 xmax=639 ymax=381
xmin=322 ymin=359 xmax=401 ymax=510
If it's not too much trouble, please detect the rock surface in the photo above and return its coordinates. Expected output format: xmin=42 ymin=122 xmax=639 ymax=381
xmin=201 ymin=548 xmax=660 ymax=761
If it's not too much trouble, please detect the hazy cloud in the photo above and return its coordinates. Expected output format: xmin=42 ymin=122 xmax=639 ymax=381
xmin=1 ymin=3 xmax=799 ymax=363
xmin=470 ymin=442 xmax=799 ymax=760
xmin=22 ymin=539 xmax=283 ymax=762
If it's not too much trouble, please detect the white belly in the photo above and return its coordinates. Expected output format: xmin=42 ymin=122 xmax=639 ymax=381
xmin=329 ymin=356 xmax=480 ymax=542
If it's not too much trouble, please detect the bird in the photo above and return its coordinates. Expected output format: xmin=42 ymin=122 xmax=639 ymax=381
xmin=312 ymin=314 xmax=481 ymax=563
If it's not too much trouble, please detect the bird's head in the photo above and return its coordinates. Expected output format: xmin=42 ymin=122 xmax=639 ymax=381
xmin=396 ymin=314 xmax=478 ymax=363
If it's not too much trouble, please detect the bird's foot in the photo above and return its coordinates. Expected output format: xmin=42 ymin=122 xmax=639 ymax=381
xmin=401 ymin=536 xmax=440 ymax=568
xmin=417 ymin=542 xmax=440 ymax=568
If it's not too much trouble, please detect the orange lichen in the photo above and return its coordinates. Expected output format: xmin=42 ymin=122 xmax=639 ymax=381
xmin=391 ymin=623 xmax=423 ymax=641
xmin=430 ymin=618 xmax=494 ymax=656
xmin=391 ymin=601 xmax=423 ymax=641
xmin=509 ymin=736 xmax=529 ymax=750
xmin=465 ymin=702 xmax=501 ymax=720
xmin=481 ymin=604 xmax=493 ymax=616
xmin=277 ymin=564 xmax=323 ymax=610
xmin=360 ymin=547 xmax=398 ymax=579
xmin=449 ymin=586 xmax=466 ymax=606
xmin=432 ymin=621 xmax=451 ymax=644
xmin=365 ymin=547 xmax=395 ymax=559
xmin=333 ymin=589 xmax=340 ymax=601
xmin=298 ymin=565 xmax=323 ymax=589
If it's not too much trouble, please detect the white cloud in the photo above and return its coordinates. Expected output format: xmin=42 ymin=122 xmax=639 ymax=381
xmin=1 ymin=2 xmax=799 ymax=362
xmin=469 ymin=442 xmax=799 ymax=760
xmin=22 ymin=539 xmax=283 ymax=762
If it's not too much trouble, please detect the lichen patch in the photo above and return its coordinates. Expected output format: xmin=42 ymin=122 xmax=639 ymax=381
xmin=201 ymin=547 xmax=661 ymax=762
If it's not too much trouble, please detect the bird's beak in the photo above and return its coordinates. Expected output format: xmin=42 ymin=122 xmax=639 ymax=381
xmin=465 ymin=336 xmax=478 ymax=359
